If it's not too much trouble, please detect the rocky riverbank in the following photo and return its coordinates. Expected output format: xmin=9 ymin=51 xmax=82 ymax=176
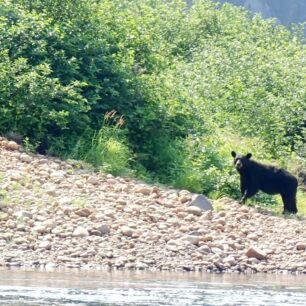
xmin=0 ymin=138 xmax=306 ymax=274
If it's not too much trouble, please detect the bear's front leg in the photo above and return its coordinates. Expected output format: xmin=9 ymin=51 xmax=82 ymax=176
xmin=239 ymin=179 xmax=247 ymax=203
xmin=239 ymin=188 xmax=258 ymax=204
xmin=239 ymin=191 xmax=247 ymax=204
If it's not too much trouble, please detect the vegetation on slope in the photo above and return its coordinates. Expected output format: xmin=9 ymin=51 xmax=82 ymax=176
xmin=0 ymin=0 xmax=305 ymax=212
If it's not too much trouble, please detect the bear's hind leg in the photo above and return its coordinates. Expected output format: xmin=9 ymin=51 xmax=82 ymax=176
xmin=281 ymin=192 xmax=298 ymax=214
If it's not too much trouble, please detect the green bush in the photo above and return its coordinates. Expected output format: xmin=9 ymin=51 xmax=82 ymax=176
xmin=0 ymin=50 xmax=88 ymax=151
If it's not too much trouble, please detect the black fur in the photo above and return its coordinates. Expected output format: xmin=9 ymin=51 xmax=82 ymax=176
xmin=231 ymin=151 xmax=298 ymax=214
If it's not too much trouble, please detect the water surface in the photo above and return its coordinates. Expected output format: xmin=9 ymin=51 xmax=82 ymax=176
xmin=0 ymin=268 xmax=305 ymax=305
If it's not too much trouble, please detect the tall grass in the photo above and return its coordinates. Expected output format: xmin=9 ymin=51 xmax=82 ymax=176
xmin=69 ymin=111 xmax=132 ymax=176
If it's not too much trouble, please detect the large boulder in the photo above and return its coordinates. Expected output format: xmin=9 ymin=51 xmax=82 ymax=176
xmin=188 ymin=194 xmax=213 ymax=211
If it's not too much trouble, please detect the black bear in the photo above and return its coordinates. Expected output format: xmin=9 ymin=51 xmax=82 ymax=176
xmin=231 ymin=151 xmax=298 ymax=214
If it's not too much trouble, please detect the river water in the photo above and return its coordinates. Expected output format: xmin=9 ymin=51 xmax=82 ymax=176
xmin=0 ymin=268 xmax=305 ymax=305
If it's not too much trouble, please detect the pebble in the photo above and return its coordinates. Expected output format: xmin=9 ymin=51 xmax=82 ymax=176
xmin=75 ymin=208 xmax=92 ymax=217
xmin=38 ymin=241 xmax=52 ymax=250
xmin=88 ymin=176 xmax=99 ymax=185
xmin=121 ymin=226 xmax=133 ymax=237
xmin=134 ymin=186 xmax=152 ymax=195
xmin=95 ymin=224 xmax=110 ymax=235
xmin=19 ymin=153 xmax=32 ymax=163
xmin=186 ymin=206 xmax=202 ymax=216
xmin=246 ymin=247 xmax=267 ymax=260
xmin=296 ymin=243 xmax=306 ymax=251
xmin=72 ymin=227 xmax=89 ymax=237
xmin=6 ymin=141 xmax=20 ymax=151
xmin=185 ymin=235 xmax=200 ymax=245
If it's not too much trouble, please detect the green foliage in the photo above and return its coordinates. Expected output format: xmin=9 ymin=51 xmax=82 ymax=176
xmin=0 ymin=0 xmax=305 ymax=213
xmin=297 ymin=191 xmax=306 ymax=216
xmin=164 ymin=3 xmax=306 ymax=158
xmin=69 ymin=111 xmax=132 ymax=176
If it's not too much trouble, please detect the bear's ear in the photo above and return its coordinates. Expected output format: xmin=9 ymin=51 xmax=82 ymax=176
xmin=246 ymin=153 xmax=252 ymax=159
xmin=231 ymin=151 xmax=236 ymax=158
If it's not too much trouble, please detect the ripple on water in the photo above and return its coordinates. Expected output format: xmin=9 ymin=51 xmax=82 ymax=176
xmin=0 ymin=270 xmax=305 ymax=305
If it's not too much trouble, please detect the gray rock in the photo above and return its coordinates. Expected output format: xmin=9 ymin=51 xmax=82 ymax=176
xmin=89 ymin=230 xmax=102 ymax=236
xmin=96 ymin=224 xmax=110 ymax=235
xmin=15 ymin=211 xmax=33 ymax=219
xmin=185 ymin=235 xmax=200 ymax=245
xmin=188 ymin=195 xmax=213 ymax=211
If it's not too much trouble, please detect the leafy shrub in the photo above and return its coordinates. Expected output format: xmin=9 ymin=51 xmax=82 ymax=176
xmin=0 ymin=51 xmax=88 ymax=152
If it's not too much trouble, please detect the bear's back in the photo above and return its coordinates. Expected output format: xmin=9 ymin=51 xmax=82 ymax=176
xmin=249 ymin=161 xmax=297 ymax=194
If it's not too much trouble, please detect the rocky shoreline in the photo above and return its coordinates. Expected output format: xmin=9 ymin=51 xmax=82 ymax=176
xmin=0 ymin=138 xmax=306 ymax=274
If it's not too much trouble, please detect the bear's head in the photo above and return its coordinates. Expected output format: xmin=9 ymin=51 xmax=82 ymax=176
xmin=231 ymin=151 xmax=252 ymax=172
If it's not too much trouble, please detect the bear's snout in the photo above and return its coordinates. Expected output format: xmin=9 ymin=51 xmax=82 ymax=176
xmin=235 ymin=160 xmax=243 ymax=169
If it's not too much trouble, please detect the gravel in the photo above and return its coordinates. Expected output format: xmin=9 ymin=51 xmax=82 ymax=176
xmin=0 ymin=138 xmax=305 ymax=274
